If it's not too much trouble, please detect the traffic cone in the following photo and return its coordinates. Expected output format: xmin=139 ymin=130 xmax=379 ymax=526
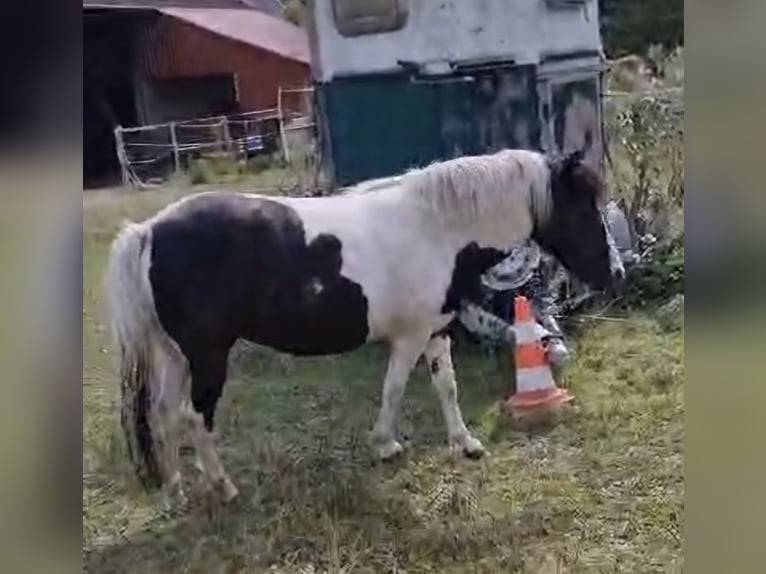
xmin=504 ymin=295 xmax=573 ymax=419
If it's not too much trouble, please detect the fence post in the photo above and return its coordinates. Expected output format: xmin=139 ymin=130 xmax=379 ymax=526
xmin=169 ymin=121 xmax=180 ymax=174
xmin=221 ymin=116 xmax=235 ymax=160
xmin=114 ymin=126 xmax=129 ymax=186
xmin=278 ymin=86 xmax=290 ymax=163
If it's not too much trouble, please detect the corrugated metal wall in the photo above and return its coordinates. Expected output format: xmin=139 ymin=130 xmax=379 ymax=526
xmin=137 ymin=15 xmax=309 ymax=112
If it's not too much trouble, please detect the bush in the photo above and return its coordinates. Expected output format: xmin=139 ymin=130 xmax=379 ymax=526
xmin=604 ymin=49 xmax=684 ymax=246
xmin=185 ymin=153 xmax=246 ymax=185
xmin=282 ymin=0 xmax=307 ymax=26
xmin=607 ymin=95 xmax=683 ymax=214
xmin=622 ymin=234 xmax=684 ymax=308
xmin=186 ymin=157 xmax=216 ymax=185
xmin=184 ymin=152 xmax=286 ymax=185
xmin=247 ymin=152 xmax=285 ymax=173
xmin=602 ymin=49 xmax=684 ymax=311
xmin=600 ymin=0 xmax=683 ymax=58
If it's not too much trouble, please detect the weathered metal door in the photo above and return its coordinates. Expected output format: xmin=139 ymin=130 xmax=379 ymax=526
xmin=316 ymin=74 xmax=442 ymax=186
xmin=438 ymin=64 xmax=541 ymax=159
xmin=316 ymin=63 xmax=603 ymax=186
xmin=538 ymin=71 xmax=604 ymax=172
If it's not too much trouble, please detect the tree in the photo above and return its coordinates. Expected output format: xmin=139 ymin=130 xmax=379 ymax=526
xmin=599 ymin=0 xmax=684 ymax=57
xmin=283 ymin=0 xmax=307 ymax=27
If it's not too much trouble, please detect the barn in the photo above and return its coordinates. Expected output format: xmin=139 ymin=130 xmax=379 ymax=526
xmin=84 ymin=0 xmax=310 ymax=187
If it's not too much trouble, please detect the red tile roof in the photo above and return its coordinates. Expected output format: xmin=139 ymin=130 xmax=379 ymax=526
xmin=159 ymin=7 xmax=309 ymax=64
xmin=83 ymin=1 xmax=283 ymax=16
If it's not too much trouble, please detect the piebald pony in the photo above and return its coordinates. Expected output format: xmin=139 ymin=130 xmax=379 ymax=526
xmin=105 ymin=148 xmax=623 ymax=504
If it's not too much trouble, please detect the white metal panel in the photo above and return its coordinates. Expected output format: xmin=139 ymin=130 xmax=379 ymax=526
xmin=310 ymin=0 xmax=601 ymax=80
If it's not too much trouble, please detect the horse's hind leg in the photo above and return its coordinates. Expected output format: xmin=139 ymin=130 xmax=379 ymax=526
xmin=185 ymin=346 xmax=238 ymax=503
xmin=424 ymin=334 xmax=485 ymax=459
xmin=150 ymin=341 xmax=188 ymax=506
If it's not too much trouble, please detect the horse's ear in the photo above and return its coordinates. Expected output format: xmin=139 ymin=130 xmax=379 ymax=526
xmin=546 ymin=148 xmax=586 ymax=179
xmin=563 ymin=149 xmax=585 ymax=172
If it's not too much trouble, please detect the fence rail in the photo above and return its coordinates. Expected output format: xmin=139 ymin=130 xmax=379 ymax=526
xmin=115 ymin=87 xmax=316 ymax=188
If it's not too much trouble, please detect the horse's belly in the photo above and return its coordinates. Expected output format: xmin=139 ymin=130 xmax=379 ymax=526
xmin=243 ymin=278 xmax=370 ymax=356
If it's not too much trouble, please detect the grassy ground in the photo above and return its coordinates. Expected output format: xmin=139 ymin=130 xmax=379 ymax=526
xmin=82 ymin=186 xmax=683 ymax=573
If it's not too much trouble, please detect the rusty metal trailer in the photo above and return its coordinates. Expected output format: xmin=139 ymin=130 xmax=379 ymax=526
xmin=307 ymin=0 xmax=607 ymax=187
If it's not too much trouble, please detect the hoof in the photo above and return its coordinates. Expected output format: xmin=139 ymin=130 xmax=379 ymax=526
xmin=450 ymin=434 xmax=485 ymax=460
xmin=463 ymin=445 xmax=486 ymax=460
xmin=162 ymin=483 xmax=188 ymax=512
xmin=373 ymin=439 xmax=404 ymax=461
xmin=216 ymin=477 xmax=240 ymax=504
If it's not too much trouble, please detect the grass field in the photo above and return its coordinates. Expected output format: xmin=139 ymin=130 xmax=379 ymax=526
xmin=82 ymin=185 xmax=683 ymax=574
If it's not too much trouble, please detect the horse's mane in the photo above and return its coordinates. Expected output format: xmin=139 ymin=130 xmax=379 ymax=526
xmin=400 ymin=149 xmax=552 ymax=228
xmin=340 ymin=175 xmax=403 ymax=198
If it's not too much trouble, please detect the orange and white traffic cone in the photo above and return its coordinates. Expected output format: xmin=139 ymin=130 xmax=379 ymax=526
xmin=504 ymin=295 xmax=573 ymax=419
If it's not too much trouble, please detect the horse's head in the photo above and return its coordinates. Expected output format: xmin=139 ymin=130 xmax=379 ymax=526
xmin=533 ymin=150 xmax=625 ymax=293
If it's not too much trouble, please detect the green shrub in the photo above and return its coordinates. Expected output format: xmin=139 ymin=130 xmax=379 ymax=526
xmin=185 ymin=153 xmax=251 ymax=185
xmin=247 ymin=152 xmax=285 ymax=173
xmin=605 ymin=93 xmax=684 ymax=228
xmin=186 ymin=157 xmax=216 ymax=185
xmin=623 ymin=234 xmax=684 ymax=308
xmin=600 ymin=0 xmax=683 ymax=58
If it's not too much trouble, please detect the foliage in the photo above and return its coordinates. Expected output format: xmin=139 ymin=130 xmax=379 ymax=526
xmin=247 ymin=151 xmax=287 ymax=173
xmin=186 ymin=154 xmax=247 ymax=185
xmin=599 ymin=0 xmax=684 ymax=58
xmin=601 ymin=48 xmax=684 ymax=316
xmin=283 ymin=0 xmax=307 ymax=27
xmin=645 ymin=45 xmax=685 ymax=87
xmin=604 ymin=78 xmax=684 ymax=244
xmin=606 ymin=46 xmax=684 ymax=93
xmin=182 ymin=151 xmax=317 ymax=190
xmin=622 ymin=234 xmax=684 ymax=309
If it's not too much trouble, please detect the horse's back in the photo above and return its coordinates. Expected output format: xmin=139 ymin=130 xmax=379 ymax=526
xmin=147 ymin=192 xmax=370 ymax=356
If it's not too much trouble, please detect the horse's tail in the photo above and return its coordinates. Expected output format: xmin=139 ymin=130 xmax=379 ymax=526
xmin=104 ymin=221 xmax=163 ymax=490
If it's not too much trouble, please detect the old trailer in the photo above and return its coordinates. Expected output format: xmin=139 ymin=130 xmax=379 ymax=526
xmin=306 ymin=0 xmax=607 ymax=187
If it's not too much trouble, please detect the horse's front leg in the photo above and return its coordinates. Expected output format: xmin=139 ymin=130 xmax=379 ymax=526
xmin=369 ymin=332 xmax=430 ymax=460
xmin=424 ymin=333 xmax=485 ymax=459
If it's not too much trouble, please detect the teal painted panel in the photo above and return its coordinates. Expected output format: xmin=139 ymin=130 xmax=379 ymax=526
xmin=317 ymin=75 xmax=442 ymax=186
xmin=316 ymin=64 xmax=543 ymax=186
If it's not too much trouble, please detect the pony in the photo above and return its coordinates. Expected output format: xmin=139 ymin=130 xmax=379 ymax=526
xmin=104 ymin=148 xmax=624 ymax=504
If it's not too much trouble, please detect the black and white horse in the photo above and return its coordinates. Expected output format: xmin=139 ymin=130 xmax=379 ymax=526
xmin=105 ymin=149 xmax=624 ymax=503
